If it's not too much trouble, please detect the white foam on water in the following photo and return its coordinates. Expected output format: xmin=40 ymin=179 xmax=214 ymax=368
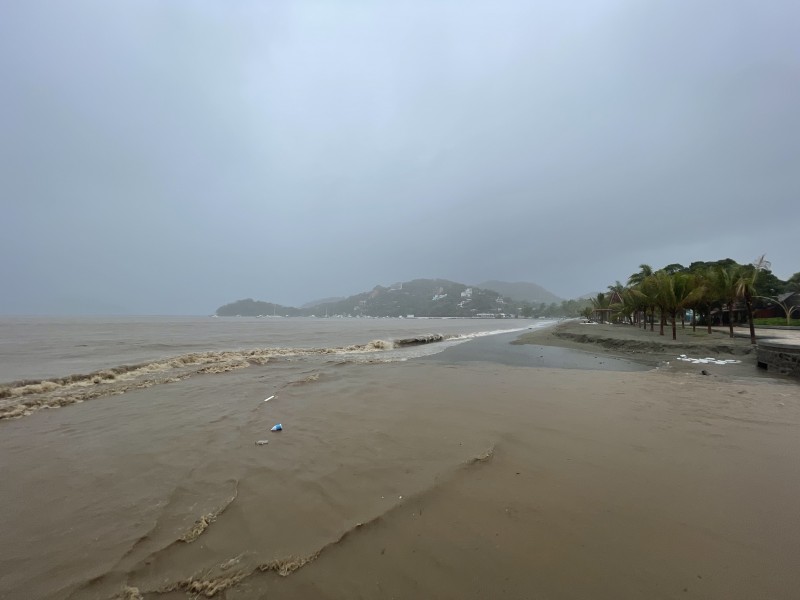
xmin=1 ymin=320 xmax=561 ymax=420
xmin=349 ymin=321 xmax=558 ymax=364
xmin=676 ymin=356 xmax=741 ymax=365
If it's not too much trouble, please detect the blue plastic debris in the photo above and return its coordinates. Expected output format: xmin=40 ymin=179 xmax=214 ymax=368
xmin=271 ymin=423 xmax=283 ymax=432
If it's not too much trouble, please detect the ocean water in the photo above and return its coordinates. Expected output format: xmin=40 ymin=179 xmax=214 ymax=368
xmin=0 ymin=316 xmax=560 ymax=599
xmin=0 ymin=316 xmax=555 ymax=420
xmin=2 ymin=317 xmax=795 ymax=600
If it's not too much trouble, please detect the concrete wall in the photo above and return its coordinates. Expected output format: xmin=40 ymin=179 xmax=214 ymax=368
xmin=757 ymin=342 xmax=800 ymax=378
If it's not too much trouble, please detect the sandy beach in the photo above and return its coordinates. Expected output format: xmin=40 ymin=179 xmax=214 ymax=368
xmin=1 ymin=324 xmax=799 ymax=599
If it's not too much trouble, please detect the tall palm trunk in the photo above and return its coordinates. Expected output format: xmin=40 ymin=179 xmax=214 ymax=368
xmin=691 ymin=308 xmax=696 ymax=333
xmin=727 ymin=301 xmax=734 ymax=338
xmin=650 ymin=307 xmax=655 ymax=332
xmin=671 ymin=311 xmax=677 ymax=340
xmin=744 ymin=291 xmax=756 ymax=344
xmin=659 ymin=311 xmax=665 ymax=336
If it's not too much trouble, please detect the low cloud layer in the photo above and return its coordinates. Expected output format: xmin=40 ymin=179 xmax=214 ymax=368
xmin=2 ymin=1 xmax=797 ymax=314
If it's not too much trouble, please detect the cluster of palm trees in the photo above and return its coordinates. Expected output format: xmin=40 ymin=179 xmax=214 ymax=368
xmin=586 ymin=257 xmax=770 ymax=345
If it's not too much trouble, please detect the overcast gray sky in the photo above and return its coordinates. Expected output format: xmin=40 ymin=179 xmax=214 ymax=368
xmin=2 ymin=1 xmax=798 ymax=314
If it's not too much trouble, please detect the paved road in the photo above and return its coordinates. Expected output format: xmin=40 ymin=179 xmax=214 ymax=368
xmin=716 ymin=326 xmax=800 ymax=346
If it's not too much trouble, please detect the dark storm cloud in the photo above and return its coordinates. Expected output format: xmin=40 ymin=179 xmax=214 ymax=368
xmin=2 ymin=1 xmax=798 ymax=314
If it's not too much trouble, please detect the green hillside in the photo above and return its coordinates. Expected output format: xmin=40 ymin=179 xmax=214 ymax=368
xmin=215 ymin=298 xmax=302 ymax=317
xmin=475 ymin=280 xmax=561 ymax=304
xmin=216 ymin=279 xmax=589 ymax=318
xmin=314 ymin=279 xmax=513 ymax=318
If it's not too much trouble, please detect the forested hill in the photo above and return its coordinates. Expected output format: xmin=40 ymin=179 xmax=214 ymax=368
xmin=300 ymin=296 xmax=345 ymax=308
xmin=215 ymin=299 xmax=302 ymax=317
xmin=309 ymin=279 xmax=513 ymax=318
xmin=475 ymin=280 xmax=561 ymax=305
xmin=216 ymin=278 xmax=586 ymax=318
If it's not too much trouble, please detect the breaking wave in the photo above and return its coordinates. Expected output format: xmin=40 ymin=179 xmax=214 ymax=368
xmin=0 ymin=326 xmax=538 ymax=421
xmin=0 ymin=335 xmax=447 ymax=421
xmin=348 ymin=326 xmax=535 ymax=364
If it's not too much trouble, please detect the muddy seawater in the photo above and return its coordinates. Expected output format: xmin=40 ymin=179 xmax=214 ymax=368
xmin=1 ymin=317 xmax=799 ymax=599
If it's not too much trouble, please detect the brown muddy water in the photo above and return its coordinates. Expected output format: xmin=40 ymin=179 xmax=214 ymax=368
xmin=0 ymin=317 xmax=541 ymax=421
xmin=2 ymin=318 xmax=799 ymax=599
xmin=0 ymin=317 xmax=547 ymax=598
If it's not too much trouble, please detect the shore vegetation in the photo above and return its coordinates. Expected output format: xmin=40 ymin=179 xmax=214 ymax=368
xmin=587 ymin=256 xmax=798 ymax=344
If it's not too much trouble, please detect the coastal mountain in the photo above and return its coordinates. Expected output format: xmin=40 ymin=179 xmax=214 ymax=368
xmin=475 ymin=280 xmax=561 ymax=305
xmin=300 ymin=296 xmax=345 ymax=309
xmin=216 ymin=278 xmax=584 ymax=318
xmin=215 ymin=298 xmax=302 ymax=317
xmin=308 ymin=279 xmax=515 ymax=318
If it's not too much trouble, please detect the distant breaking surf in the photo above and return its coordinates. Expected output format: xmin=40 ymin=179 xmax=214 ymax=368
xmin=0 ymin=326 xmax=541 ymax=421
xmin=0 ymin=335 xmax=452 ymax=421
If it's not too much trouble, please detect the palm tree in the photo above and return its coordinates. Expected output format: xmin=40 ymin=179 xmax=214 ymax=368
xmin=642 ymin=273 xmax=660 ymax=333
xmin=627 ymin=264 xmax=654 ymax=287
xmin=713 ymin=264 xmax=740 ymax=338
xmin=651 ymin=271 xmax=672 ymax=336
xmin=628 ymin=265 xmax=654 ymax=329
xmin=685 ymin=271 xmax=712 ymax=334
xmin=628 ymin=287 xmax=648 ymax=329
xmin=651 ymin=271 xmax=701 ymax=340
xmin=735 ymin=255 xmax=769 ymax=345
xmin=622 ymin=288 xmax=645 ymax=325
xmin=591 ymin=293 xmax=611 ymax=323
xmin=606 ymin=281 xmax=629 ymax=323
xmin=702 ymin=266 xmax=724 ymax=334
xmin=668 ymin=273 xmax=705 ymax=340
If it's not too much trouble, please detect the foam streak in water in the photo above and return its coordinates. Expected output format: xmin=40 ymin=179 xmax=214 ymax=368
xmin=0 ymin=342 xmax=396 ymax=420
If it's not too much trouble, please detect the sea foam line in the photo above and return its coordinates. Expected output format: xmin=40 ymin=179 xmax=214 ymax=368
xmin=0 ymin=336 xmax=442 ymax=420
xmin=0 ymin=323 xmax=558 ymax=420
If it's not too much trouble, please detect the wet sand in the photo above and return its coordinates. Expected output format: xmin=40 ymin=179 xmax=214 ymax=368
xmin=426 ymin=328 xmax=649 ymax=372
xmin=513 ymin=320 xmax=779 ymax=380
xmin=1 ymin=332 xmax=799 ymax=599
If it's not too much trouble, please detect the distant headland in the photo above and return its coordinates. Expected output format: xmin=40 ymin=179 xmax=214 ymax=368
xmin=215 ymin=278 xmax=585 ymax=319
